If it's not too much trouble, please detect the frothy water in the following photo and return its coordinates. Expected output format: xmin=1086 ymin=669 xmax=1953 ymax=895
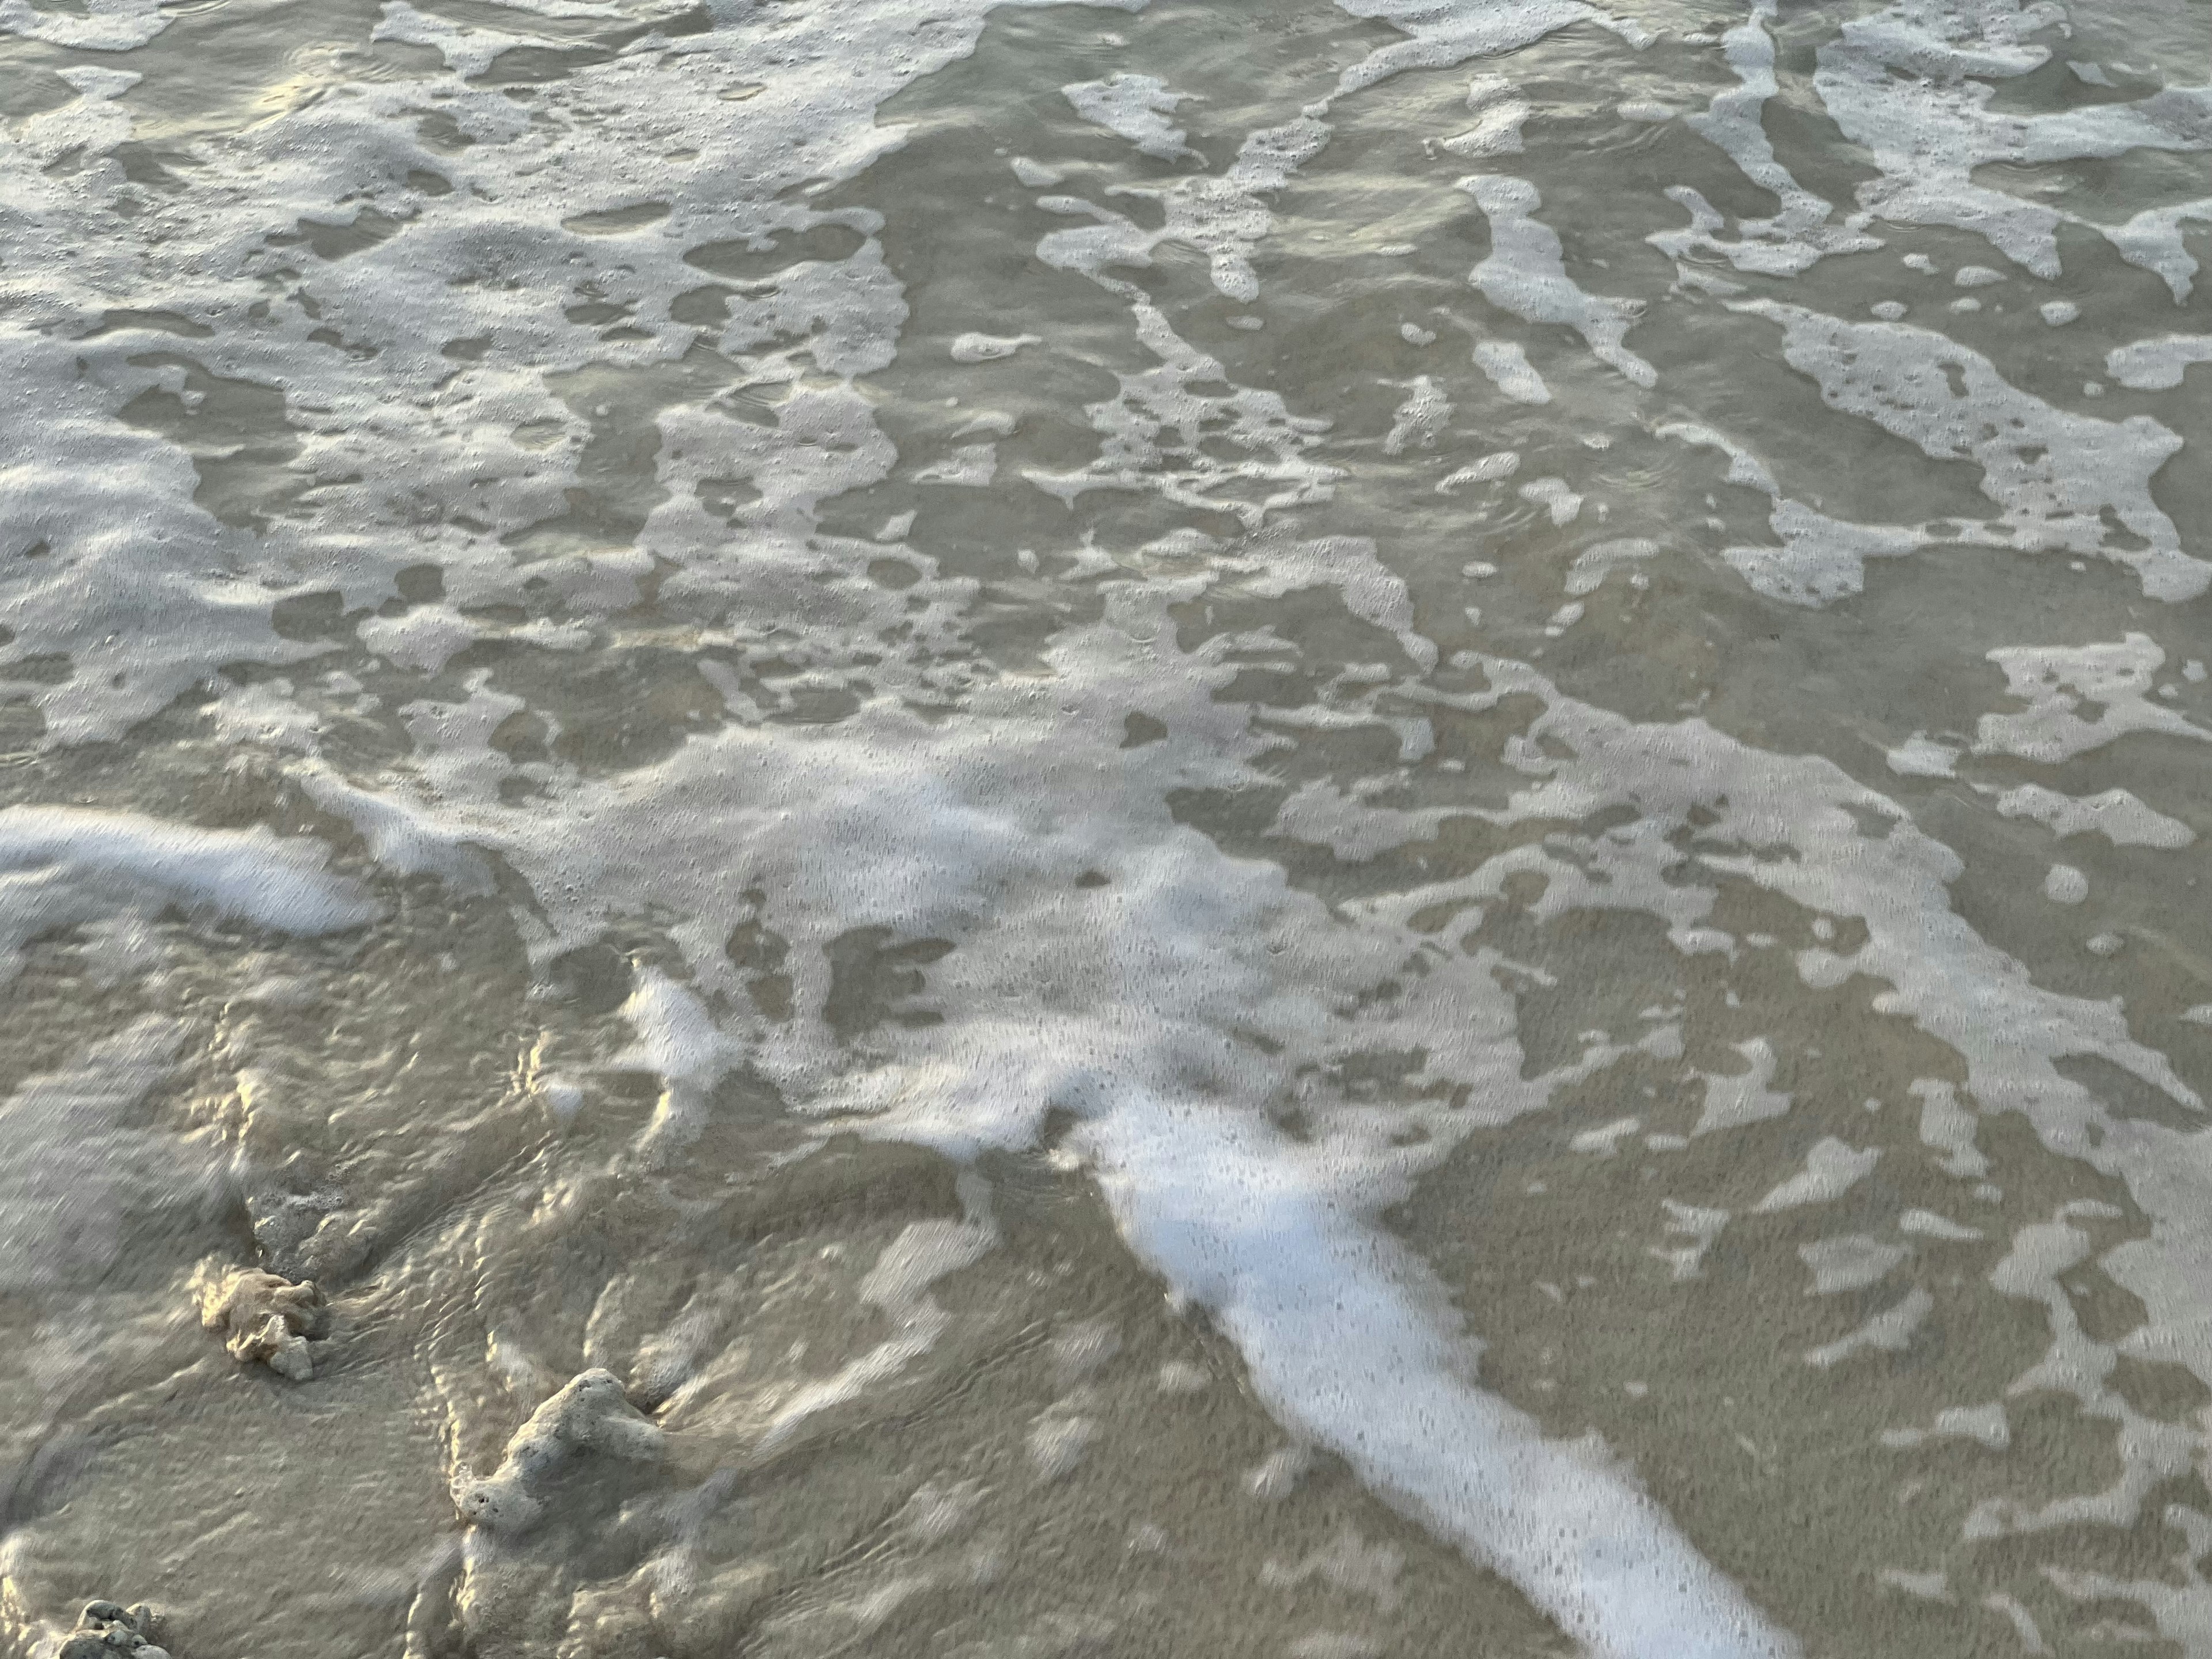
xmin=1 ymin=0 xmax=2208 ymax=1653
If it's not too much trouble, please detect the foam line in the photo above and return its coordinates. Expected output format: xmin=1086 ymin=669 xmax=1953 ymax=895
xmin=1094 ymin=1097 xmax=1801 ymax=1659
xmin=0 ymin=807 xmax=376 ymax=979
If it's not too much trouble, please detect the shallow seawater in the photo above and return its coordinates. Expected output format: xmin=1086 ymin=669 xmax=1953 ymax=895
xmin=1 ymin=0 xmax=2208 ymax=1653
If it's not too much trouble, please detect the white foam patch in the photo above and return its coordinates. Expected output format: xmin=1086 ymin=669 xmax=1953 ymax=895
xmin=1799 ymin=1235 xmax=1908 ymax=1295
xmin=1886 ymin=735 xmax=1959 ymax=778
xmin=1099 ymin=1100 xmax=1800 ymax=1659
xmin=2105 ymin=334 xmax=2212 ymax=391
xmin=950 ymin=331 xmax=1043 ymax=363
xmin=1990 ymin=785 xmax=2194 ymax=849
xmin=1565 ymin=537 xmax=1658 ymax=598
xmin=1027 ymin=133 xmax=1359 ymax=529
xmin=1724 ymin=502 xmax=1929 ymax=607
xmin=373 ymin=2 xmax=601 ymax=85
xmin=1736 ymin=303 xmax=2207 ymax=602
xmin=1382 ymin=376 xmax=1452 ymax=454
xmin=1666 ymin=417 xmax=1944 ymax=608
xmin=0 ymin=329 xmax=321 ymax=741
xmin=2041 ymin=865 xmax=2088 ymax=905
xmin=614 ymin=968 xmax=748 ymax=1158
xmin=1020 ymin=292 xmax=1339 ymax=526
xmin=1328 ymin=0 xmax=1647 ymax=103
xmin=1812 ymin=0 xmax=2212 ymax=280
xmin=1753 ymin=1137 xmax=1878 ymax=1213
xmin=1805 ymin=1289 xmax=1931 ymax=1369
xmin=1035 ymin=113 xmax=1330 ymax=304
xmin=1569 ymin=1116 xmax=1641 ymax=1156
xmin=1974 ymin=635 xmax=2209 ymax=763
xmin=1879 ymin=1401 xmax=2007 ymax=1449
xmin=1912 ymin=1080 xmax=1987 ymax=1181
xmin=1649 ymin=0 xmax=1880 ymax=278
xmin=1063 ymin=73 xmax=1196 ymax=161
xmin=2097 ymin=197 xmax=2212 ymax=302
xmin=0 ymin=0 xmax=168 ymax=50
xmin=1655 ymin=421 xmax=1778 ymax=496
xmin=296 ymin=764 xmax=498 ymax=896
xmin=0 ymin=808 xmax=376 ymax=982
xmin=1443 ymin=75 xmax=1531 ymax=158
xmin=913 ymin=441 xmax=999 ymax=486
xmin=1463 ymin=175 xmax=1655 ymax=389
xmin=1519 ymin=476 xmax=1582 ymax=527
xmin=1652 ymin=1199 xmax=1729 ymax=1282
xmin=1691 ymin=1039 xmax=1790 ymax=1137
xmin=1438 ymin=450 xmax=1520 ymax=492
xmin=1971 ymin=1205 xmax=2202 ymax=1548
xmin=1471 ymin=339 xmax=1551 ymax=404
xmin=1900 ymin=1209 xmax=1983 ymax=1242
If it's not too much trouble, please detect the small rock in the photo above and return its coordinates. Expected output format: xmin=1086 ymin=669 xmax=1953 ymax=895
xmin=191 ymin=1264 xmax=329 ymax=1381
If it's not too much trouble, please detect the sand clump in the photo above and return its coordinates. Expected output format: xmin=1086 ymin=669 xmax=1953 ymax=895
xmin=191 ymin=1266 xmax=329 ymax=1382
xmin=56 ymin=1601 xmax=169 ymax=1659
xmin=452 ymin=1369 xmax=665 ymax=1534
